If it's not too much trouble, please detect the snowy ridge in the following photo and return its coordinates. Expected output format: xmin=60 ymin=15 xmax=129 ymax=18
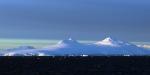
xmin=95 ymin=37 xmax=132 ymax=47
xmin=0 ymin=37 xmax=150 ymax=56
xmin=57 ymin=37 xmax=82 ymax=47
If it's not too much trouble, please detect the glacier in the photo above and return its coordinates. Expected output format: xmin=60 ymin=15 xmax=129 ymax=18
xmin=0 ymin=37 xmax=150 ymax=56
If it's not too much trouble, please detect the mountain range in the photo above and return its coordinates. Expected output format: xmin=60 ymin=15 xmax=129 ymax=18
xmin=0 ymin=37 xmax=150 ymax=56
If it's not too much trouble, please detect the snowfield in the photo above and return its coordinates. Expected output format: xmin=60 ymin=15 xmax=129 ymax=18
xmin=0 ymin=37 xmax=150 ymax=56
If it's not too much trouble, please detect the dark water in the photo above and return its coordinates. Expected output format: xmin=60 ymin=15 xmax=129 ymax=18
xmin=0 ymin=56 xmax=150 ymax=75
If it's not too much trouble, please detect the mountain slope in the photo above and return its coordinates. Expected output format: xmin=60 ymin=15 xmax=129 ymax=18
xmin=0 ymin=37 xmax=150 ymax=56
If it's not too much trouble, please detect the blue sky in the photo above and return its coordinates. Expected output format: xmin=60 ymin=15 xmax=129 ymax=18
xmin=0 ymin=0 xmax=149 ymax=41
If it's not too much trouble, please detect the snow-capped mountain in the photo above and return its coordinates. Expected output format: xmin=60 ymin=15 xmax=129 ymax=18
xmin=0 ymin=37 xmax=150 ymax=56
xmin=58 ymin=37 xmax=80 ymax=46
xmin=41 ymin=38 xmax=94 ymax=55
xmin=95 ymin=37 xmax=132 ymax=47
xmin=94 ymin=37 xmax=150 ymax=55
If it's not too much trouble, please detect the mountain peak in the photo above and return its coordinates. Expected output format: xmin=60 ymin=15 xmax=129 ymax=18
xmin=96 ymin=37 xmax=130 ymax=47
xmin=58 ymin=37 xmax=79 ymax=45
xmin=102 ymin=37 xmax=117 ymax=42
xmin=68 ymin=37 xmax=73 ymax=41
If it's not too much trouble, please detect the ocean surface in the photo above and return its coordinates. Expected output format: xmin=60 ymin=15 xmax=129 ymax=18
xmin=0 ymin=38 xmax=149 ymax=49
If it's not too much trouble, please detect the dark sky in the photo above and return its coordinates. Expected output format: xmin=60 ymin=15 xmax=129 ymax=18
xmin=0 ymin=0 xmax=150 ymax=41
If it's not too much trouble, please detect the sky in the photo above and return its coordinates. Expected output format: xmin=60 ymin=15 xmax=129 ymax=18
xmin=0 ymin=0 xmax=149 ymax=41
